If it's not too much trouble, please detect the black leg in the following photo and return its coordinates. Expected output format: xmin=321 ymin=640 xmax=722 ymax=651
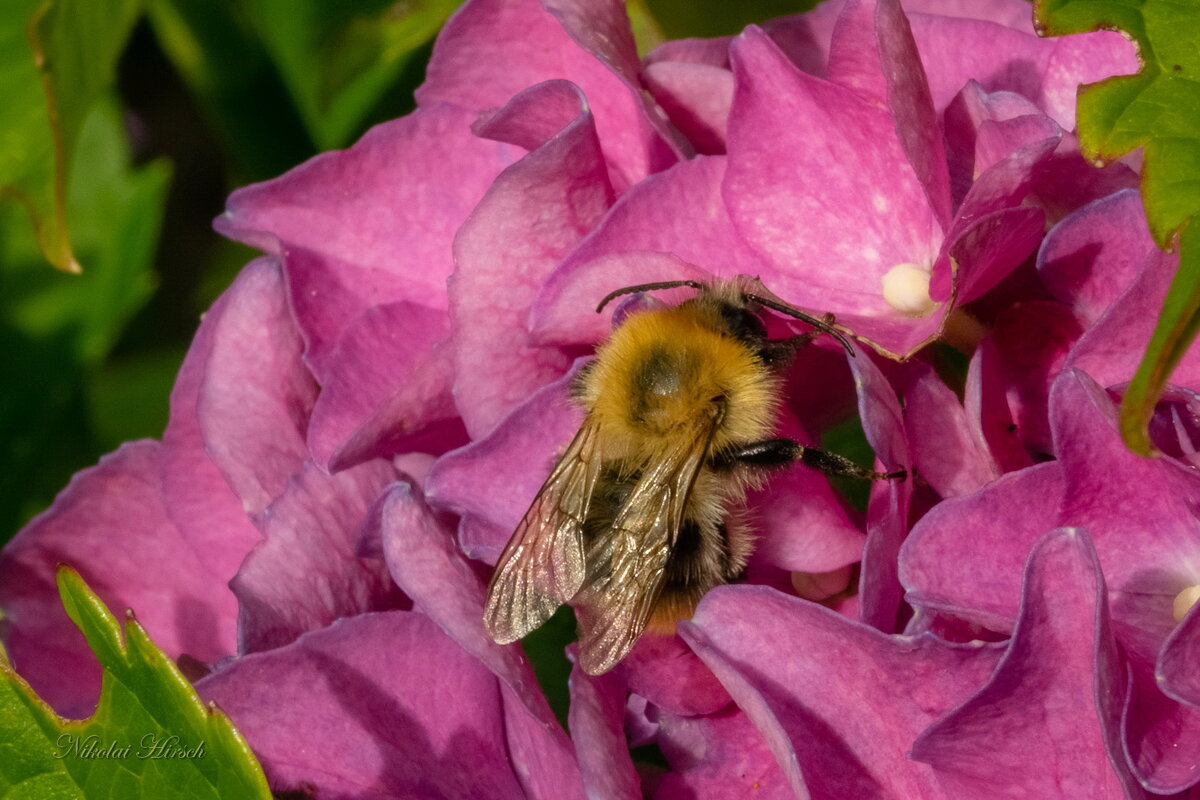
xmin=711 ymin=437 xmax=905 ymax=480
xmin=798 ymin=446 xmax=905 ymax=481
xmin=756 ymin=313 xmax=840 ymax=368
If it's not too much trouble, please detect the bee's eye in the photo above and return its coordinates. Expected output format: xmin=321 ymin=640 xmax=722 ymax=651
xmin=719 ymin=303 xmax=767 ymax=344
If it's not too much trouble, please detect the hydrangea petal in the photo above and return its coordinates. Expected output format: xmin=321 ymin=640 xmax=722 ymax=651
xmin=1049 ymin=372 xmax=1200 ymax=791
xmin=426 ymin=365 xmax=583 ymax=562
xmin=726 ymin=26 xmax=938 ymax=321
xmin=159 ymin=261 xmax=267 ymax=584
xmin=905 ymin=11 xmax=1138 ymax=128
xmin=379 ymin=482 xmax=585 ymax=799
xmin=987 ymin=301 xmax=1083 ymax=456
xmin=533 ymin=251 xmax=713 ymax=348
xmin=194 ymin=258 xmax=315 ymax=518
xmin=942 ymin=83 xmax=1061 ymax=190
xmin=451 ymin=80 xmax=612 ymax=437
xmin=215 ymin=106 xmax=518 ymax=375
xmin=1053 ymin=370 xmax=1200 ymax=604
xmin=681 ymin=585 xmax=1003 ymax=800
xmin=654 ymin=707 xmax=793 ymax=799
xmin=306 ymin=301 xmax=458 ymax=472
xmin=911 ymin=529 xmax=1141 ymax=799
xmin=419 ymin=0 xmax=679 ymax=188
xmin=197 ymin=612 xmax=528 ymax=799
xmin=852 ymin=344 xmax=913 ymax=632
xmin=1159 ymin=601 xmax=1200 ymax=707
xmin=826 ymin=0 xmax=951 ymax=226
xmin=900 ymin=461 xmax=1065 ymax=630
xmin=1064 ymin=248 xmax=1200 ymax=389
xmin=641 ymin=61 xmax=732 ymax=155
xmin=964 ymin=336 xmax=1033 ymax=473
xmin=532 ymin=154 xmax=780 ymax=344
xmin=618 ymin=634 xmax=731 ymax=717
xmin=903 ymin=365 xmax=997 ymax=498
xmin=1123 ymin=661 xmax=1200 ymax=794
xmin=567 ymin=662 xmax=640 ymax=800
xmin=930 ymin=136 xmax=1059 ymax=303
xmin=1037 ymin=188 xmax=1154 ymax=326
xmin=750 ymin=451 xmax=867 ymax=574
xmin=0 ymin=441 xmax=237 ymax=716
xmin=231 ymin=459 xmax=403 ymax=654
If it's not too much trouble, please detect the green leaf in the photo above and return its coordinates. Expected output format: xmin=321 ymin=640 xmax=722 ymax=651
xmin=641 ymin=0 xmax=820 ymax=39
xmin=0 ymin=96 xmax=170 ymax=540
xmin=0 ymin=567 xmax=272 ymax=799
xmin=0 ymin=0 xmax=141 ymax=272
xmin=144 ymin=0 xmax=316 ymax=179
xmin=245 ymin=0 xmax=462 ymax=149
xmin=1035 ymin=0 xmax=1200 ymax=454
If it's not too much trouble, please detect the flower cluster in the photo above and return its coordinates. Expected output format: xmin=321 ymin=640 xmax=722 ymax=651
xmin=5 ymin=0 xmax=1195 ymax=796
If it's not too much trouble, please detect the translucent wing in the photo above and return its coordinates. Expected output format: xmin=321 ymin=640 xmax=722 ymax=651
xmin=574 ymin=423 xmax=715 ymax=675
xmin=484 ymin=418 xmax=603 ymax=644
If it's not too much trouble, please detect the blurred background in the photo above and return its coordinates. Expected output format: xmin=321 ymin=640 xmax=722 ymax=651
xmin=0 ymin=0 xmax=813 ymax=546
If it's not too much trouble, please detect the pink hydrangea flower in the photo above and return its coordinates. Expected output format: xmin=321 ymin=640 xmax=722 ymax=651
xmin=0 ymin=0 xmax=1173 ymax=796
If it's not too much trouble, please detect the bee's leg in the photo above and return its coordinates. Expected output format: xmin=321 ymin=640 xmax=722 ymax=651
xmin=757 ymin=313 xmax=841 ymax=368
xmin=712 ymin=438 xmax=905 ymax=480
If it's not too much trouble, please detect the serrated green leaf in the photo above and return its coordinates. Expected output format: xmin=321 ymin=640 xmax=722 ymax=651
xmin=0 ymin=567 xmax=272 ymax=800
xmin=0 ymin=0 xmax=141 ymax=272
xmin=246 ymin=0 xmax=461 ymax=149
xmin=1035 ymin=0 xmax=1200 ymax=454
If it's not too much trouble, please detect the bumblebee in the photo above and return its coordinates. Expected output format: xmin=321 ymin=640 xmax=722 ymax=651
xmin=484 ymin=276 xmax=903 ymax=674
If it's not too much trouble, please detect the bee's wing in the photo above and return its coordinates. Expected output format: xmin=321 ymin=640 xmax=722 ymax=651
xmin=574 ymin=424 xmax=713 ymax=675
xmin=484 ymin=417 xmax=603 ymax=644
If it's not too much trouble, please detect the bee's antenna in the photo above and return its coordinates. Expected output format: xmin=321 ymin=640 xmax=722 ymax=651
xmin=743 ymin=293 xmax=856 ymax=358
xmin=596 ymin=280 xmax=707 ymax=313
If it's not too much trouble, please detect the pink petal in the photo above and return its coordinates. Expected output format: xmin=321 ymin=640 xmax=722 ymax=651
xmin=1160 ymin=603 xmax=1200 ymax=708
xmin=1052 ymin=370 xmax=1200 ymax=607
xmin=1122 ymin=665 xmax=1200 ymax=795
xmin=942 ymin=83 xmax=1061 ymax=204
xmin=533 ymin=251 xmax=714 ymax=348
xmin=826 ymin=0 xmax=951 ymax=226
xmin=618 ymin=634 xmax=732 ymax=717
xmin=1037 ymin=188 xmax=1155 ymax=326
xmin=726 ymin=27 xmax=939 ymax=320
xmin=419 ymin=0 xmax=679 ymax=188
xmin=641 ymin=61 xmax=732 ymax=154
xmin=305 ymin=301 xmax=461 ymax=472
xmin=654 ymin=707 xmax=793 ymax=799
xmin=567 ymin=663 xmax=640 ymax=800
xmin=987 ymin=300 xmax=1083 ymax=456
xmin=912 ymin=529 xmax=1141 ymax=798
xmin=964 ymin=336 xmax=1033 ymax=473
xmin=900 ymin=461 xmax=1065 ymax=631
xmin=197 ymin=611 xmax=529 ymax=798
xmin=1064 ymin=248 xmax=1196 ymax=389
xmin=903 ymin=364 xmax=998 ymax=498
xmin=195 ymin=258 xmax=315 ymax=517
xmin=905 ymin=12 xmax=1138 ymax=129
xmin=426 ymin=365 xmax=584 ymax=563
xmin=215 ymin=105 xmax=519 ymax=374
xmin=379 ymin=482 xmax=584 ymax=799
xmin=852 ymin=344 xmax=913 ymax=632
xmin=930 ymin=136 xmax=1059 ymax=304
xmin=681 ymin=585 xmax=1003 ymax=800
xmin=160 ymin=262 xmax=267 ymax=585
xmin=451 ymin=80 xmax=612 ymax=437
xmin=231 ymin=460 xmax=403 ymax=653
xmin=0 ymin=441 xmax=238 ymax=716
